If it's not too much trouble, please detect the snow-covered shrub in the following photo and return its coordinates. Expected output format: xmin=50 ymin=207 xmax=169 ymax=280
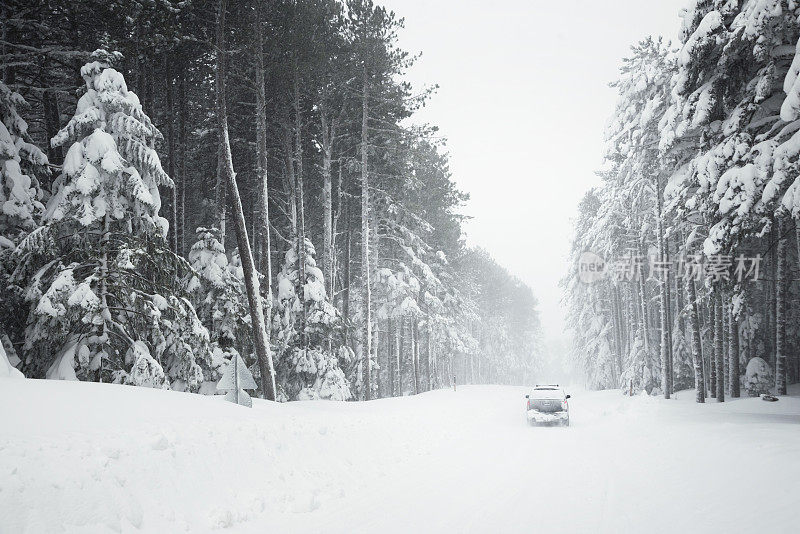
xmin=126 ymin=340 xmax=168 ymax=389
xmin=274 ymin=237 xmax=351 ymax=401
xmin=16 ymin=52 xmax=211 ymax=389
xmin=744 ymin=357 xmax=773 ymax=397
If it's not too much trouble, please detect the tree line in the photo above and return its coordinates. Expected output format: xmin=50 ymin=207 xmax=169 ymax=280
xmin=564 ymin=1 xmax=800 ymax=400
xmin=0 ymin=0 xmax=542 ymax=400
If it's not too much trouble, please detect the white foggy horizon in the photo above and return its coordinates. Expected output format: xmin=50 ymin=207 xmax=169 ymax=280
xmin=383 ymin=0 xmax=688 ymax=345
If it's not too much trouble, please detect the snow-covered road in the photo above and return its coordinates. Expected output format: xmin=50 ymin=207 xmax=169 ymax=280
xmin=1 ymin=380 xmax=799 ymax=533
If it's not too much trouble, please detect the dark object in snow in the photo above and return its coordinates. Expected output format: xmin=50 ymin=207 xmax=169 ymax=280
xmin=761 ymin=395 xmax=779 ymax=402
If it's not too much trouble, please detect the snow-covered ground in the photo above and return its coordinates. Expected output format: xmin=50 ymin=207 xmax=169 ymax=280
xmin=1 ymin=380 xmax=799 ymax=533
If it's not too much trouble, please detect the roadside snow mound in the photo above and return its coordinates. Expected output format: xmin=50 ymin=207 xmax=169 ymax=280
xmin=0 ymin=340 xmax=24 ymax=378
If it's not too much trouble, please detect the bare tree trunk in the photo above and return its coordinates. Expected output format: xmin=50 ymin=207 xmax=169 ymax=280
xmin=398 ymin=317 xmax=404 ymax=394
xmin=321 ymin=107 xmax=336 ymax=298
xmin=637 ymin=262 xmax=650 ymax=355
xmin=428 ymin=321 xmax=434 ymax=390
xmin=99 ymin=213 xmax=111 ymax=381
xmin=215 ymin=142 xmax=227 ymax=248
xmin=43 ymin=89 xmax=63 ymax=166
xmin=721 ymin=297 xmax=728 ymax=385
xmin=165 ymin=54 xmax=177 ymax=253
xmin=387 ymin=317 xmax=395 ymax=396
xmin=687 ymin=278 xmax=705 ymax=402
xmin=177 ymin=60 xmax=187 ymax=256
xmin=659 ymin=275 xmax=671 ymax=399
xmin=332 ymin=162 xmax=344 ymax=302
xmin=216 ymin=0 xmax=275 ymax=400
xmin=293 ymin=69 xmax=308 ymax=353
xmin=728 ymin=299 xmax=740 ymax=398
xmin=768 ymin=232 xmax=777 ymax=368
xmin=776 ymin=218 xmax=788 ymax=395
xmin=282 ymin=139 xmax=298 ymax=237
xmin=343 ymin=213 xmax=352 ymax=343
xmin=371 ymin=199 xmax=380 ymax=391
xmin=254 ymin=9 xmax=274 ymax=387
xmin=411 ymin=319 xmax=419 ymax=394
xmin=714 ymin=290 xmax=725 ymax=402
xmin=361 ymin=68 xmax=372 ymax=400
xmin=709 ymin=294 xmax=717 ymax=399
xmin=655 ymin=175 xmax=672 ymax=398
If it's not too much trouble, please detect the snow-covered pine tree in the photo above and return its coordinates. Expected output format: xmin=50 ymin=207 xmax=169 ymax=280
xmin=16 ymin=52 xmax=211 ymax=390
xmin=187 ymin=226 xmax=251 ymax=389
xmin=0 ymin=81 xmax=47 ymax=246
xmin=664 ymin=1 xmax=800 ymax=399
xmin=0 ymin=80 xmax=49 ymax=360
xmin=375 ymin=263 xmax=422 ymax=393
xmin=274 ymin=237 xmax=351 ymax=401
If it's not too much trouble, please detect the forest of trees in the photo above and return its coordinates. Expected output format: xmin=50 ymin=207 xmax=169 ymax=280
xmin=0 ymin=0 xmax=542 ymax=401
xmin=564 ymin=0 xmax=800 ymax=400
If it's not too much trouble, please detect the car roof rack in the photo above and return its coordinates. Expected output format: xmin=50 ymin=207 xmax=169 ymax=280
xmin=534 ymin=384 xmax=559 ymax=387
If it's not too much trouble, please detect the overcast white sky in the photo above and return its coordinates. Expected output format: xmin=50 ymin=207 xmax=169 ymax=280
xmin=380 ymin=0 xmax=688 ymax=342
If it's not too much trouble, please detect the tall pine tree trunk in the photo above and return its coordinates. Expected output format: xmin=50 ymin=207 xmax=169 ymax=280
xmin=768 ymin=233 xmax=777 ymax=369
xmin=165 ymin=55 xmax=177 ymax=253
xmin=343 ymin=205 xmax=352 ymax=346
xmin=637 ymin=260 xmax=650 ymax=355
xmin=371 ymin=200 xmax=380 ymax=392
xmin=360 ymin=67 xmax=372 ymax=400
xmin=177 ymin=60 xmax=187 ymax=256
xmin=321 ymin=107 xmax=335 ymax=298
xmin=216 ymin=0 xmax=275 ymax=400
xmin=655 ymin=174 xmax=672 ymax=398
xmin=714 ymin=290 xmax=725 ymax=402
xmin=293 ymin=69 xmax=308 ymax=353
xmin=776 ymin=218 xmax=788 ymax=395
xmin=411 ymin=319 xmax=419 ymax=394
xmin=387 ymin=317 xmax=395 ymax=396
xmin=659 ymin=276 xmax=671 ymax=399
xmin=428 ymin=321 xmax=435 ymax=390
xmin=687 ymin=278 xmax=705 ymax=403
xmin=397 ymin=317 xmax=404 ymax=394
xmin=709 ymin=295 xmax=717 ymax=398
xmin=728 ymin=299 xmax=740 ymax=397
xmin=254 ymin=9 xmax=274 ymax=384
xmin=43 ymin=89 xmax=63 ymax=166
xmin=215 ymin=144 xmax=227 ymax=248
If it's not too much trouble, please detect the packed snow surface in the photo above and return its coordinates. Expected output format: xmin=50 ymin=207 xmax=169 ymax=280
xmin=1 ymin=380 xmax=799 ymax=533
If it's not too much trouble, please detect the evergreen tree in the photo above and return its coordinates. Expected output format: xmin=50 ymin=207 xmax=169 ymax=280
xmin=0 ymin=81 xmax=47 ymax=245
xmin=275 ymin=237 xmax=351 ymax=401
xmin=187 ymin=226 xmax=251 ymax=388
xmin=17 ymin=54 xmax=211 ymax=390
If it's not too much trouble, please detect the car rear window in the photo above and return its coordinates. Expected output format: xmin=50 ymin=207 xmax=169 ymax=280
xmin=529 ymin=388 xmax=564 ymax=399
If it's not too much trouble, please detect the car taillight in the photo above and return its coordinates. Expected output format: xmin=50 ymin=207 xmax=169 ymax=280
xmin=527 ymin=400 xmax=532 ymax=410
xmin=562 ymin=400 xmax=568 ymax=410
